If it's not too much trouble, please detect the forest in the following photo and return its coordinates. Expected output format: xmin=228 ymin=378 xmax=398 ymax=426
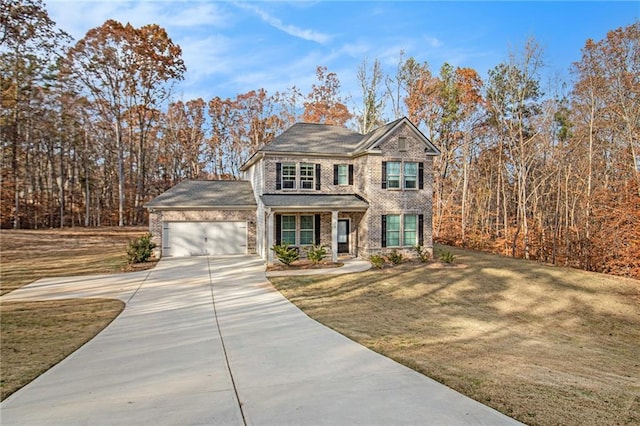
xmin=1 ymin=1 xmax=638 ymax=279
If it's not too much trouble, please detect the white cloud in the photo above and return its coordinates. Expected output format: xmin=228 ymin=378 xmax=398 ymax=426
xmin=234 ymin=2 xmax=331 ymax=44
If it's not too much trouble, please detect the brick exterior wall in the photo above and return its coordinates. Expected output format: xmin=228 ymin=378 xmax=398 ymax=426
xmin=242 ymin=121 xmax=436 ymax=260
xmin=356 ymin=123 xmax=435 ymax=258
xmin=149 ymin=209 xmax=257 ymax=255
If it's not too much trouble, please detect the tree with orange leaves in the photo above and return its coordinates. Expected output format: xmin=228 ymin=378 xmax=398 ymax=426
xmin=301 ymin=66 xmax=352 ymax=127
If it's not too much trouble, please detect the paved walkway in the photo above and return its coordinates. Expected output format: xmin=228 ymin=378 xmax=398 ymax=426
xmin=1 ymin=256 xmax=521 ymax=425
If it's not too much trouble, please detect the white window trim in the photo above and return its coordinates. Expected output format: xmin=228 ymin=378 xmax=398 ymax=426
xmin=280 ymin=214 xmax=316 ymax=246
xmin=386 ymin=213 xmax=419 ymax=247
xmin=281 ymin=163 xmax=296 ymax=190
xmin=337 ymin=164 xmax=349 ymax=186
xmin=299 ymin=163 xmax=315 ymax=191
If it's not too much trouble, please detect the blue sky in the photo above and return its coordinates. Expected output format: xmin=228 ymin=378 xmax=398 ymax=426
xmin=46 ymin=1 xmax=639 ymax=107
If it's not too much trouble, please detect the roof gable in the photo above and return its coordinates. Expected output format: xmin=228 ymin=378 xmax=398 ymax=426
xmin=357 ymin=117 xmax=441 ymax=155
xmin=145 ymin=180 xmax=256 ymax=209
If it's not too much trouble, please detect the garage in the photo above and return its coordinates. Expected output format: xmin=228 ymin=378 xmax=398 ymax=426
xmin=145 ymin=180 xmax=257 ymax=258
xmin=163 ymin=221 xmax=247 ymax=257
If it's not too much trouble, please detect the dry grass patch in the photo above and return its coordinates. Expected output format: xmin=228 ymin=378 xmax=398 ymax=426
xmin=0 ymin=227 xmax=153 ymax=400
xmin=270 ymin=244 xmax=640 ymax=426
xmin=1 ymin=298 xmax=124 ymax=400
xmin=0 ymin=227 xmax=153 ymax=295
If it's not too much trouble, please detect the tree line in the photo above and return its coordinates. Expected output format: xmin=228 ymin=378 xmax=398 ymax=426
xmin=1 ymin=1 xmax=638 ymax=279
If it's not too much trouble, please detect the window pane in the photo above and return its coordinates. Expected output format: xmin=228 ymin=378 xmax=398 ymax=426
xmin=404 ymin=162 xmax=417 ymax=189
xmin=300 ymin=231 xmax=314 ymax=245
xmin=300 ymin=215 xmax=313 ymax=229
xmin=338 ymin=164 xmax=348 ymax=185
xmin=282 ymin=215 xmax=296 ymax=245
xmin=282 ymin=231 xmax=295 ymax=245
xmin=299 ymin=215 xmax=314 ymax=245
xmin=282 ymin=164 xmax=296 ymax=189
xmin=386 ymin=214 xmax=400 ymax=247
xmin=282 ymin=215 xmax=296 ymax=230
xmin=404 ymin=215 xmax=417 ymax=246
xmin=387 ymin=214 xmax=400 ymax=230
xmin=300 ymin=163 xmax=314 ymax=189
xmin=386 ymin=161 xmax=401 ymax=189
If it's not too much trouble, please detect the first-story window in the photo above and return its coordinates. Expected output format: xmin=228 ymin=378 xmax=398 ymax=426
xmin=299 ymin=215 xmax=315 ymax=245
xmin=281 ymin=215 xmax=296 ymax=244
xmin=403 ymin=214 xmax=417 ymax=245
xmin=386 ymin=214 xmax=401 ymax=247
xmin=277 ymin=214 xmax=320 ymax=246
xmin=382 ymin=214 xmax=423 ymax=247
xmin=282 ymin=163 xmax=296 ymax=189
xmin=300 ymin=163 xmax=315 ymax=189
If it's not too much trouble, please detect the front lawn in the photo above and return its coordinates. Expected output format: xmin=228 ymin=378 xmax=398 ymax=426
xmin=270 ymin=244 xmax=640 ymax=426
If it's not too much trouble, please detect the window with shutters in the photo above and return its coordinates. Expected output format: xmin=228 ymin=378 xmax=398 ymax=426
xmin=282 ymin=163 xmax=296 ymax=189
xmin=382 ymin=213 xmax=423 ymax=247
xmin=383 ymin=161 xmax=423 ymax=190
xmin=300 ymin=163 xmax=315 ymax=189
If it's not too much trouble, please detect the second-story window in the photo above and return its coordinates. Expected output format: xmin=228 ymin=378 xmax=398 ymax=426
xmin=386 ymin=162 xmax=401 ymax=189
xmin=337 ymin=164 xmax=348 ymax=185
xmin=282 ymin=163 xmax=296 ymax=189
xmin=404 ymin=162 xmax=418 ymax=189
xmin=382 ymin=161 xmax=424 ymax=190
xmin=300 ymin=163 xmax=315 ymax=189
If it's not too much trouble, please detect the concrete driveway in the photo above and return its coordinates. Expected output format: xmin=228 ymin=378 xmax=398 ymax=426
xmin=1 ymin=256 xmax=521 ymax=425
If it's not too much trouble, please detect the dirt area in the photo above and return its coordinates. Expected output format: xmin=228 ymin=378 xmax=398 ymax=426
xmin=270 ymin=245 xmax=640 ymax=426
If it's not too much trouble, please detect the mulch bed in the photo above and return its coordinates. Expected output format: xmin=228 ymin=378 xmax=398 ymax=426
xmin=267 ymin=260 xmax=344 ymax=271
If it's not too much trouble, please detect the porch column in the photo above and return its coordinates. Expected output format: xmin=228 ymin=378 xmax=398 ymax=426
xmin=266 ymin=210 xmax=274 ymax=262
xmin=331 ymin=210 xmax=338 ymax=263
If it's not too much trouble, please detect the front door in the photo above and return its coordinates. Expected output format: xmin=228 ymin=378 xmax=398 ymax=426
xmin=338 ymin=219 xmax=349 ymax=254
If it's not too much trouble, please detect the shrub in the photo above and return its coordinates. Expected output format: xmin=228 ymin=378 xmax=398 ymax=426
xmin=388 ymin=249 xmax=404 ymax=265
xmin=413 ymin=245 xmax=431 ymax=263
xmin=438 ymin=249 xmax=456 ymax=264
xmin=305 ymin=244 xmax=327 ymax=264
xmin=271 ymin=243 xmax=300 ymax=266
xmin=369 ymin=254 xmax=385 ymax=269
xmin=127 ymin=233 xmax=156 ymax=264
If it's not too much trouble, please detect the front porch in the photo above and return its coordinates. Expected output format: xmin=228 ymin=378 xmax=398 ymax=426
xmin=260 ymin=194 xmax=369 ymax=263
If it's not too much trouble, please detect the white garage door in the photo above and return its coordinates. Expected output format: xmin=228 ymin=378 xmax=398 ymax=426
xmin=163 ymin=221 xmax=247 ymax=257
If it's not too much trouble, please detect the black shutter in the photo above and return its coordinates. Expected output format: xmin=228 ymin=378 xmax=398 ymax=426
xmin=381 ymin=215 xmax=387 ymax=248
xmin=418 ymin=214 xmax=424 ymax=246
xmin=348 ymin=164 xmax=354 ymax=185
xmin=275 ymin=214 xmax=282 ymax=245
xmin=276 ymin=163 xmax=282 ymax=190
xmin=315 ymin=214 xmax=321 ymax=244
xmin=382 ymin=162 xmax=387 ymax=189
xmin=333 ymin=165 xmax=339 ymax=185
xmin=418 ymin=162 xmax=424 ymax=189
xmin=315 ymin=164 xmax=321 ymax=190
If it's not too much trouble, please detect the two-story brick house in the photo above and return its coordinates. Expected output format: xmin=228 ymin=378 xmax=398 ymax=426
xmin=146 ymin=117 xmax=440 ymax=262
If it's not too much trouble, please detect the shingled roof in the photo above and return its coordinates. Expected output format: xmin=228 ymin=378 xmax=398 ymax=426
xmin=145 ymin=180 xmax=256 ymax=209
xmin=260 ymin=122 xmax=365 ymax=155
xmin=261 ymin=194 xmax=369 ymax=211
